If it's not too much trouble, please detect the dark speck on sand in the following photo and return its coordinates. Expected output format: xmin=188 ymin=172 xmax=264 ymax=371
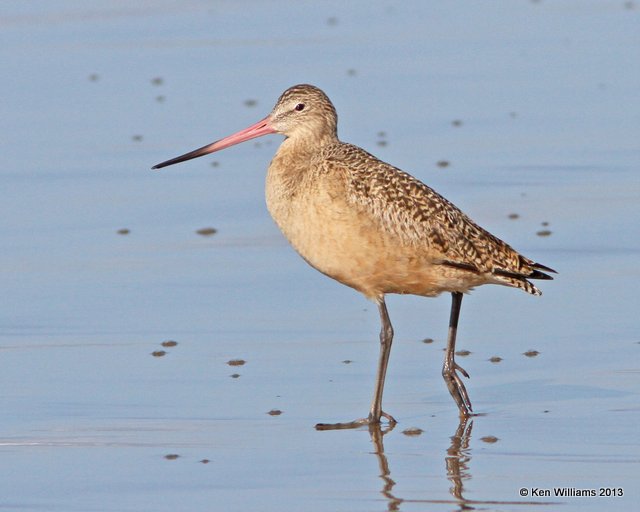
xmin=196 ymin=227 xmax=218 ymax=236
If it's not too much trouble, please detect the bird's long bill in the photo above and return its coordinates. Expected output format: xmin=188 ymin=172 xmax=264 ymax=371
xmin=152 ymin=116 xmax=275 ymax=170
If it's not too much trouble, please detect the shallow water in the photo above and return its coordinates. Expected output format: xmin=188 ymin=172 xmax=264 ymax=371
xmin=1 ymin=1 xmax=639 ymax=510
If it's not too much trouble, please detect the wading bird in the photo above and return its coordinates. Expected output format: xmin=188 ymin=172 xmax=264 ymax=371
xmin=153 ymin=84 xmax=555 ymax=429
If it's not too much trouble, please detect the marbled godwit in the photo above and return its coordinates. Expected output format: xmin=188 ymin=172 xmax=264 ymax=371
xmin=153 ymin=84 xmax=555 ymax=428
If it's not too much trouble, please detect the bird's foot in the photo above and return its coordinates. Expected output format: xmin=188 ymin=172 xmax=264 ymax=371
xmin=443 ymin=362 xmax=474 ymax=417
xmin=315 ymin=411 xmax=397 ymax=431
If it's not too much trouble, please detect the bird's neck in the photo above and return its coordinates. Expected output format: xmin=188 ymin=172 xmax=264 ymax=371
xmin=268 ymin=139 xmax=311 ymax=185
xmin=268 ymin=132 xmax=339 ymax=188
xmin=284 ymin=129 xmax=337 ymax=149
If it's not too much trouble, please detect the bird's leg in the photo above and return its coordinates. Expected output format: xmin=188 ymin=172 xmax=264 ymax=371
xmin=442 ymin=292 xmax=473 ymax=417
xmin=316 ymin=298 xmax=397 ymax=430
xmin=367 ymin=298 xmax=397 ymax=425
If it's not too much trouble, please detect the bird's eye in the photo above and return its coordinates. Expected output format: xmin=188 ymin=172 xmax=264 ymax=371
xmin=294 ymin=103 xmax=305 ymax=111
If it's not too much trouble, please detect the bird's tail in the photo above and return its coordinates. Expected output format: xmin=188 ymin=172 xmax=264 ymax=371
xmin=494 ymin=261 xmax=557 ymax=296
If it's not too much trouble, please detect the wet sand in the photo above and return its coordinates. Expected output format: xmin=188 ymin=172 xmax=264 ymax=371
xmin=1 ymin=1 xmax=639 ymax=510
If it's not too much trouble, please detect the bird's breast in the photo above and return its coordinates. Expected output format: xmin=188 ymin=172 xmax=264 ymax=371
xmin=265 ymin=158 xmax=476 ymax=300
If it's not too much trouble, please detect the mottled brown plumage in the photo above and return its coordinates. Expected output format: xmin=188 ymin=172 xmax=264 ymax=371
xmin=153 ymin=83 xmax=556 ymax=428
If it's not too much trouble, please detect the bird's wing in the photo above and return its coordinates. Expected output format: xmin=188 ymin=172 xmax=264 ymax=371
xmin=322 ymin=143 xmax=554 ymax=287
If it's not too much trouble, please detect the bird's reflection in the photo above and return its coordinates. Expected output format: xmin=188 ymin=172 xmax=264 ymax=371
xmin=368 ymin=423 xmax=403 ymax=511
xmin=367 ymin=417 xmax=474 ymax=511
xmin=445 ymin=417 xmax=473 ymax=505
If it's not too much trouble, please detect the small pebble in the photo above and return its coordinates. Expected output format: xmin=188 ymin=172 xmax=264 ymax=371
xmin=451 ymin=119 xmax=463 ymax=127
xmin=230 ymin=373 xmax=241 ymax=379
xmin=161 ymin=340 xmax=178 ymax=347
xmin=376 ymin=131 xmax=388 ymax=147
xmin=164 ymin=454 xmax=179 ymax=460
xmin=402 ymin=427 xmax=424 ymax=436
xmin=151 ymin=350 xmax=166 ymax=357
xmin=455 ymin=349 xmax=471 ymax=357
xmin=523 ymin=350 xmax=540 ymax=357
xmin=267 ymin=409 xmax=283 ymax=416
xmin=227 ymin=359 xmax=246 ymax=366
xmin=508 ymin=213 xmax=520 ymax=220
xmin=347 ymin=68 xmax=357 ymax=76
xmin=536 ymin=229 xmax=552 ymax=237
xmin=196 ymin=227 xmax=218 ymax=236
xmin=132 ymin=135 xmax=143 ymax=142
xmin=489 ymin=356 xmax=502 ymax=363
xmin=88 ymin=73 xmax=99 ymax=82
xmin=151 ymin=77 xmax=164 ymax=86
xmin=117 ymin=228 xmax=130 ymax=235
xmin=244 ymin=99 xmax=257 ymax=108
xmin=422 ymin=338 xmax=435 ymax=344
xmin=436 ymin=160 xmax=450 ymax=168
xmin=342 ymin=359 xmax=353 ymax=364
xmin=200 ymin=459 xmax=210 ymax=464
xmin=480 ymin=436 xmax=499 ymax=443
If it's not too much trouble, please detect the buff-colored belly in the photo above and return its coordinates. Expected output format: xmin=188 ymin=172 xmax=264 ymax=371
xmin=266 ymin=175 xmax=484 ymax=301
